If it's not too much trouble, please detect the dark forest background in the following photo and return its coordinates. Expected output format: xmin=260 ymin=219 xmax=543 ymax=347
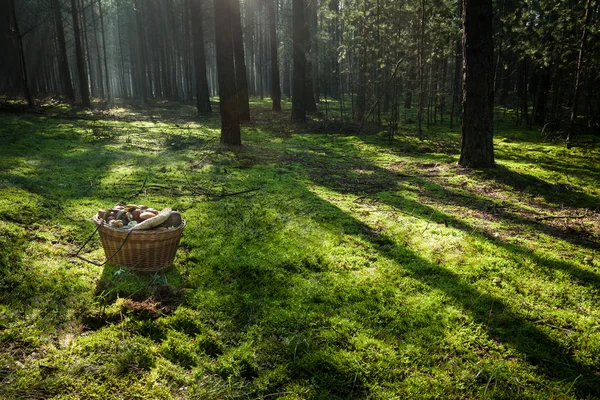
xmin=1 ymin=0 xmax=598 ymax=138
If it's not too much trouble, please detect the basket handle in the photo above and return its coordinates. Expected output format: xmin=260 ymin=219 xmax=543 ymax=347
xmin=74 ymin=220 xmax=135 ymax=266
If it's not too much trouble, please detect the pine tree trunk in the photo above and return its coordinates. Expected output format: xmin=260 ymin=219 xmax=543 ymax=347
xmin=8 ymin=0 xmax=32 ymax=107
xmin=80 ymin=0 xmax=96 ymax=98
xmin=230 ymin=0 xmax=250 ymax=120
xmin=133 ymin=0 xmax=147 ymax=103
xmin=458 ymin=0 xmax=494 ymax=168
xmin=533 ymin=66 xmax=551 ymax=125
xmin=567 ymin=0 xmax=593 ymax=148
xmin=98 ymin=0 xmax=110 ymax=101
xmin=91 ymin=1 xmax=104 ymax=99
xmin=268 ymin=0 xmax=281 ymax=111
xmin=304 ymin=0 xmax=317 ymax=113
xmin=52 ymin=0 xmax=74 ymax=101
xmin=190 ymin=0 xmax=211 ymax=113
xmin=291 ymin=0 xmax=306 ymax=122
xmin=214 ymin=0 xmax=241 ymax=145
xmin=417 ymin=0 xmax=425 ymax=137
xmin=71 ymin=0 xmax=91 ymax=107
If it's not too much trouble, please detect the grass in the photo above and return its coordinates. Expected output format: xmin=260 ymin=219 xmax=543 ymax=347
xmin=0 ymin=98 xmax=599 ymax=399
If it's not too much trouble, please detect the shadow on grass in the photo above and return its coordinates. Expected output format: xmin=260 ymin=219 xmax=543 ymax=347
xmin=2 ymin=106 xmax=599 ymax=398
xmin=264 ymin=134 xmax=599 ymax=396
xmin=287 ymin=133 xmax=599 ymax=252
xmin=179 ymin=171 xmax=599 ymax=397
xmin=302 ymin=186 xmax=600 ymax=397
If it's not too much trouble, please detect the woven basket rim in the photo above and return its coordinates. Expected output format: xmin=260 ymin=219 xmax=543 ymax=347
xmin=93 ymin=214 xmax=186 ymax=234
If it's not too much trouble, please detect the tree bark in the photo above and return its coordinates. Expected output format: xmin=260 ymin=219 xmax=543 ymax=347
xmin=291 ymin=0 xmax=306 ymax=123
xmin=9 ymin=0 xmax=33 ymax=107
xmin=91 ymin=0 xmax=105 ymax=99
xmin=567 ymin=0 xmax=593 ymax=148
xmin=458 ymin=0 xmax=494 ymax=168
xmin=230 ymin=0 xmax=250 ymax=121
xmin=133 ymin=0 xmax=148 ymax=103
xmin=533 ymin=66 xmax=551 ymax=125
xmin=268 ymin=0 xmax=281 ymax=111
xmin=71 ymin=0 xmax=91 ymax=107
xmin=304 ymin=0 xmax=317 ymax=113
xmin=98 ymin=0 xmax=111 ymax=101
xmin=190 ymin=0 xmax=211 ymax=113
xmin=214 ymin=0 xmax=241 ymax=145
xmin=417 ymin=0 xmax=425 ymax=137
xmin=52 ymin=0 xmax=74 ymax=101
xmin=80 ymin=0 xmax=96 ymax=98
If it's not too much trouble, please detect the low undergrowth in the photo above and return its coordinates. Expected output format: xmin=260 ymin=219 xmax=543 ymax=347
xmin=0 ymin=99 xmax=599 ymax=399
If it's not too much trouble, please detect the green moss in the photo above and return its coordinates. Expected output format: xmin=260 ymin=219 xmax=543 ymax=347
xmin=0 ymin=101 xmax=598 ymax=399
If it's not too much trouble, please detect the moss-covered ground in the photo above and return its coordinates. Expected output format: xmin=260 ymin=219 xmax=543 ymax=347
xmin=1 ymin=99 xmax=599 ymax=399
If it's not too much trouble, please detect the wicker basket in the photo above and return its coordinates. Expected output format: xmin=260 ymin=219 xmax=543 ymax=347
xmin=92 ymin=215 xmax=185 ymax=273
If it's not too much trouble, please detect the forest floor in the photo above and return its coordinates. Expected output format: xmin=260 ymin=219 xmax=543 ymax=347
xmin=1 ymin=98 xmax=599 ymax=399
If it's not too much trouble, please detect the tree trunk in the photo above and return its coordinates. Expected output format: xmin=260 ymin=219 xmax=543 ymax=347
xmin=304 ymin=0 xmax=317 ymax=113
xmin=98 ymin=0 xmax=110 ymax=101
xmin=458 ymin=0 xmax=494 ymax=168
xmin=291 ymin=0 xmax=306 ymax=123
xmin=52 ymin=0 xmax=74 ymax=101
xmin=230 ymin=0 xmax=250 ymax=121
xmin=91 ymin=0 xmax=104 ymax=99
xmin=517 ymin=56 xmax=528 ymax=126
xmin=214 ymin=0 xmax=241 ymax=145
xmin=417 ymin=0 xmax=425 ymax=137
xmin=80 ymin=0 xmax=96 ymax=98
xmin=71 ymin=0 xmax=91 ymax=107
xmin=9 ymin=0 xmax=33 ymax=107
xmin=268 ymin=0 xmax=281 ymax=111
xmin=190 ymin=0 xmax=211 ymax=113
xmin=533 ymin=66 xmax=551 ymax=125
xmin=567 ymin=0 xmax=593 ymax=148
xmin=133 ymin=0 xmax=148 ymax=103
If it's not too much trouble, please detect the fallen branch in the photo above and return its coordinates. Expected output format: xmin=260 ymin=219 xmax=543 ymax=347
xmin=128 ymin=176 xmax=148 ymax=199
xmin=207 ymin=187 xmax=262 ymax=199
xmin=534 ymin=215 xmax=587 ymax=221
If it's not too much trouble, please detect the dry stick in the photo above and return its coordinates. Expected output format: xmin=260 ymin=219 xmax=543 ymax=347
xmin=210 ymin=187 xmax=262 ymax=199
xmin=421 ymin=211 xmax=435 ymax=234
xmin=128 ymin=176 xmax=148 ymax=199
xmin=356 ymin=59 xmax=403 ymax=135
xmin=535 ymin=215 xmax=587 ymax=221
xmin=182 ymin=169 xmax=261 ymax=199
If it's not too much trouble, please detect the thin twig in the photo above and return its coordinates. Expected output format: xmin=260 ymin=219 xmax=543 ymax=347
xmin=253 ymin=391 xmax=293 ymax=400
xmin=534 ymin=215 xmax=587 ymax=221
xmin=128 ymin=176 xmax=148 ymax=199
xmin=209 ymin=187 xmax=262 ymax=199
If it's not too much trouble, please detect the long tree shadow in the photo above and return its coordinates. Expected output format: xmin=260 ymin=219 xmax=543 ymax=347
xmin=179 ymin=136 xmax=600 ymax=397
xmin=285 ymin=135 xmax=600 ymax=253
xmin=244 ymin=131 xmax=600 ymax=396
xmin=478 ymin=164 xmax=600 ymax=211
xmin=295 ymin=184 xmax=600 ymax=397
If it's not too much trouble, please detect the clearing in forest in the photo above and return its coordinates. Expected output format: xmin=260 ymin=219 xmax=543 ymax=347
xmin=0 ymin=100 xmax=599 ymax=399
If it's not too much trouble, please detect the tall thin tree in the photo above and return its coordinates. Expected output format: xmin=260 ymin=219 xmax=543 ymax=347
xmin=214 ymin=0 xmax=241 ymax=145
xmin=230 ymin=0 xmax=250 ymax=120
xmin=566 ymin=0 xmax=593 ymax=148
xmin=98 ymin=0 xmax=110 ymax=101
xmin=52 ymin=0 xmax=74 ymax=101
xmin=190 ymin=0 xmax=211 ymax=113
xmin=71 ymin=0 xmax=91 ymax=107
xmin=291 ymin=0 xmax=306 ymax=122
xmin=8 ymin=0 xmax=32 ymax=107
xmin=268 ymin=0 xmax=281 ymax=111
xmin=458 ymin=0 xmax=494 ymax=168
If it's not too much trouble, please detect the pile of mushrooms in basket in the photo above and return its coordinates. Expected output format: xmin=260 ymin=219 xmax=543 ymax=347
xmin=96 ymin=203 xmax=182 ymax=231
